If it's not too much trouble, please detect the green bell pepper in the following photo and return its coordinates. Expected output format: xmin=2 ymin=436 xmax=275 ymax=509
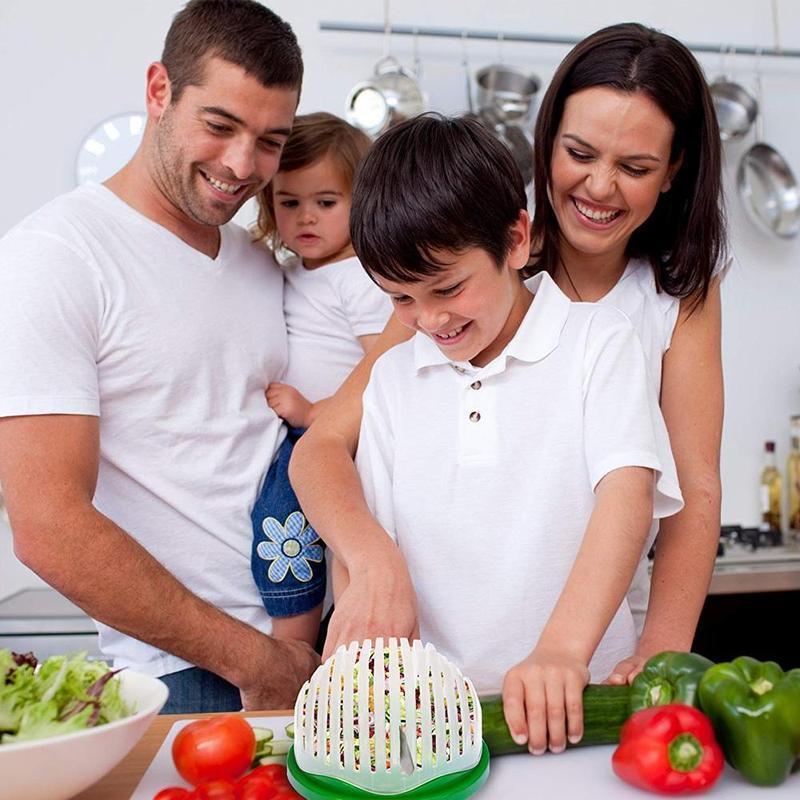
xmin=629 ymin=651 xmax=714 ymax=713
xmin=698 ymin=656 xmax=800 ymax=786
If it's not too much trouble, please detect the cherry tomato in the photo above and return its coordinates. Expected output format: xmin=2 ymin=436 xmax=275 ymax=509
xmin=238 ymin=784 xmax=275 ymax=800
xmin=172 ymin=715 xmax=256 ymax=785
xmin=241 ymin=764 xmax=289 ymax=788
xmin=194 ymin=779 xmax=239 ymax=800
xmin=271 ymin=788 xmax=302 ymax=800
xmin=153 ymin=789 xmax=192 ymax=800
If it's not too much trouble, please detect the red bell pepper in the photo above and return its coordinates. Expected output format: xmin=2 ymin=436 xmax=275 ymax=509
xmin=612 ymin=704 xmax=724 ymax=794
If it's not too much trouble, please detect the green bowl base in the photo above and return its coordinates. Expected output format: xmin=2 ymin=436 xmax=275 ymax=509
xmin=286 ymin=741 xmax=490 ymax=800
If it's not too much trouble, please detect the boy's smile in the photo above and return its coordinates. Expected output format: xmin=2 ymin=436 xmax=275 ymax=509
xmin=374 ymin=236 xmax=532 ymax=368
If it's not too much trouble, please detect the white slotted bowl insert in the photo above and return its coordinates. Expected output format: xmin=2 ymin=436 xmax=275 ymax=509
xmin=293 ymin=638 xmax=482 ymax=795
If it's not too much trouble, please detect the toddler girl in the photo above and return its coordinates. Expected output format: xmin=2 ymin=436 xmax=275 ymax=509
xmin=250 ymin=113 xmax=392 ymax=646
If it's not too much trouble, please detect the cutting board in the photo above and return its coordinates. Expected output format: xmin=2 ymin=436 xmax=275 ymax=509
xmin=131 ymin=718 xmax=799 ymax=799
xmin=130 ymin=715 xmax=293 ymax=799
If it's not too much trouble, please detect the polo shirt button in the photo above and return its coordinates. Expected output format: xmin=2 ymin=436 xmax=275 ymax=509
xmin=470 ymin=381 xmax=482 ymax=390
xmin=469 ymin=411 xmax=481 ymax=422
xmin=452 ymin=364 xmax=466 ymax=374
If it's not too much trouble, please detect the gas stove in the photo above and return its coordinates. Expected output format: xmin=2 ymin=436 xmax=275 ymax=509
xmin=716 ymin=525 xmax=800 ymax=565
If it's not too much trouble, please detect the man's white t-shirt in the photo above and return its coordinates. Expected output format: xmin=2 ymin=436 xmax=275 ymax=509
xmin=0 ymin=184 xmax=287 ymax=677
xmin=281 ymin=255 xmax=392 ymax=402
xmin=355 ymin=272 xmax=683 ymax=693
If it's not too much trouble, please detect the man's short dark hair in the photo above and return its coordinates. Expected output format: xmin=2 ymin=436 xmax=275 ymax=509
xmin=350 ymin=114 xmax=527 ymax=283
xmin=162 ymin=0 xmax=303 ymax=103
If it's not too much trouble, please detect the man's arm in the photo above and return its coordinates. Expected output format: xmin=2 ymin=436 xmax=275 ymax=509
xmin=0 ymin=414 xmax=317 ymax=709
xmin=289 ymin=314 xmax=418 ymax=658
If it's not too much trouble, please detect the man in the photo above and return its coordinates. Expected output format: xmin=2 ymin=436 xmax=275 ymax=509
xmin=0 ymin=0 xmax=319 ymax=713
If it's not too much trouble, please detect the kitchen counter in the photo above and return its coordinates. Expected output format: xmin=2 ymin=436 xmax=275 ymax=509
xmin=76 ymin=710 xmax=800 ymax=799
xmin=693 ymin=541 xmax=800 ymax=595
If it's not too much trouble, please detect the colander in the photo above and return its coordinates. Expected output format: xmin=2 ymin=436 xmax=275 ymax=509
xmin=287 ymin=638 xmax=489 ymax=799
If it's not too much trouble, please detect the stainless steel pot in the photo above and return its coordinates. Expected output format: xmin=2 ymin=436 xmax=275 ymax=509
xmin=475 ymin=64 xmax=539 ymax=124
xmin=345 ymin=55 xmax=427 ymax=138
xmin=710 ymin=79 xmax=758 ymax=141
xmin=470 ymin=109 xmax=533 ymax=188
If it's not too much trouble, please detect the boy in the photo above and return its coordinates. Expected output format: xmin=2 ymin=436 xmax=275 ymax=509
xmin=347 ymin=115 xmax=683 ymax=753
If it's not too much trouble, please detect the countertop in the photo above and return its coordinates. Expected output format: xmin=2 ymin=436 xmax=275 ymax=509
xmin=74 ymin=710 xmax=800 ymax=800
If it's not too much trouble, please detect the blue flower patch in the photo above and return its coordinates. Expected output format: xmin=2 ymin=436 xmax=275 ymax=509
xmin=256 ymin=510 xmax=323 ymax=584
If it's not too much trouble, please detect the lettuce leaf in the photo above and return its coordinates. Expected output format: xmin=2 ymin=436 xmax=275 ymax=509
xmin=0 ymin=649 xmax=132 ymax=744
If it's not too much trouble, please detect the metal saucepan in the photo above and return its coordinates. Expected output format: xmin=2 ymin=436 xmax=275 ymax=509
xmin=346 ymin=55 xmax=427 ymax=138
xmin=469 ymin=108 xmax=533 ymax=188
xmin=736 ymin=72 xmax=800 ymax=239
xmin=475 ymin=64 xmax=539 ymax=124
xmin=737 ymin=143 xmax=800 ymax=238
xmin=709 ymin=79 xmax=758 ymax=141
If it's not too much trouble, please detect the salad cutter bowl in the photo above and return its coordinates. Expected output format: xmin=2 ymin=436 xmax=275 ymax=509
xmin=288 ymin=638 xmax=489 ymax=799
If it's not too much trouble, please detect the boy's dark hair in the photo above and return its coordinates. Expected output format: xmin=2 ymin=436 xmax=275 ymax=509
xmin=532 ymin=22 xmax=725 ymax=309
xmin=351 ymin=114 xmax=527 ymax=283
xmin=254 ymin=112 xmax=372 ymax=250
xmin=162 ymin=0 xmax=303 ymax=103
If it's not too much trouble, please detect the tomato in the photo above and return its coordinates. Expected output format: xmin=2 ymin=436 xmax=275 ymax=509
xmin=271 ymin=788 xmax=302 ymax=800
xmin=194 ymin=779 xmax=239 ymax=800
xmin=153 ymin=789 xmax=192 ymax=800
xmin=241 ymin=764 xmax=289 ymax=788
xmin=172 ymin=715 xmax=256 ymax=785
xmin=238 ymin=784 xmax=275 ymax=800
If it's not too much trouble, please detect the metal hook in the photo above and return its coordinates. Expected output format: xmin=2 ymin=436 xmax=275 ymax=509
xmin=412 ymin=26 xmax=421 ymax=79
xmin=497 ymin=31 xmax=505 ymax=63
xmin=382 ymin=0 xmax=392 ymax=59
xmin=461 ymin=31 xmax=473 ymax=114
xmin=771 ymin=0 xmax=782 ymax=54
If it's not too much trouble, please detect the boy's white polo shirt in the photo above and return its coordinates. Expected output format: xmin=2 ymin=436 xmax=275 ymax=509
xmin=356 ymin=271 xmax=683 ymax=692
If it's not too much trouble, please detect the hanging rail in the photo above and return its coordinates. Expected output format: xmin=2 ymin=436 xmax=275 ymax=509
xmin=319 ymin=21 xmax=800 ymax=59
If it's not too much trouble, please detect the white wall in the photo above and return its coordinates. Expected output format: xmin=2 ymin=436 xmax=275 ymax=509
xmin=2 ymin=1 xmax=800 ymax=594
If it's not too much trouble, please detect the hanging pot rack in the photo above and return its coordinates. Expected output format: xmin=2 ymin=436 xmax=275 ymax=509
xmin=318 ymin=21 xmax=800 ymax=60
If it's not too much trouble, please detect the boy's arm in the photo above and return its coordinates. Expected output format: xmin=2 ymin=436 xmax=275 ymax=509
xmin=503 ymin=466 xmax=654 ymax=753
xmin=289 ymin=315 xmax=417 ymax=658
xmin=503 ymin=313 xmax=682 ymax=754
xmin=0 ymin=414 xmax=318 ymax=710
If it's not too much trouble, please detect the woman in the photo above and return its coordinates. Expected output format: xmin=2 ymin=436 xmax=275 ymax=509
xmin=290 ymin=20 xmax=724 ymax=727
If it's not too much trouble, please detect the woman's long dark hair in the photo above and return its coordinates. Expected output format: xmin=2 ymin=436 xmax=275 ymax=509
xmin=532 ymin=22 xmax=726 ymax=309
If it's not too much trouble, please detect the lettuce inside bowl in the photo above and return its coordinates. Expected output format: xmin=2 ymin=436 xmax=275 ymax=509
xmin=0 ymin=649 xmax=133 ymax=743
xmin=0 ymin=649 xmax=168 ymax=800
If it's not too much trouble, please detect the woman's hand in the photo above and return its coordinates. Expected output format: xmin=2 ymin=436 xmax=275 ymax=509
xmin=607 ymin=652 xmax=649 ymax=685
xmin=502 ymin=645 xmax=590 ymax=755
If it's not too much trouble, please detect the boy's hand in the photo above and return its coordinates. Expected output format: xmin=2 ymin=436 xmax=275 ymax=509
xmin=502 ymin=645 xmax=589 ymax=755
xmin=266 ymin=382 xmax=312 ymax=428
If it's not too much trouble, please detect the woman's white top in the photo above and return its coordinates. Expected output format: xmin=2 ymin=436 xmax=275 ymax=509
xmin=598 ymin=259 xmax=681 ymax=632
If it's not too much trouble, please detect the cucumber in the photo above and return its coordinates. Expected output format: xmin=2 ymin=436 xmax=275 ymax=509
xmin=259 ymin=755 xmax=288 ymax=765
xmin=285 ymin=722 xmax=295 ymax=738
xmin=269 ymin=739 xmax=292 ymax=756
xmin=252 ymin=727 xmax=274 ymax=742
xmin=481 ymin=683 xmax=631 ymax=755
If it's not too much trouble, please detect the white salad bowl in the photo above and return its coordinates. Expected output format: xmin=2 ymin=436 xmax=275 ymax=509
xmin=0 ymin=669 xmax=168 ymax=800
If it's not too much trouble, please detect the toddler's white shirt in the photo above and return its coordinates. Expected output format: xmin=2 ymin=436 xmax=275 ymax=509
xmin=355 ymin=271 xmax=683 ymax=692
xmin=281 ymin=255 xmax=392 ymax=402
